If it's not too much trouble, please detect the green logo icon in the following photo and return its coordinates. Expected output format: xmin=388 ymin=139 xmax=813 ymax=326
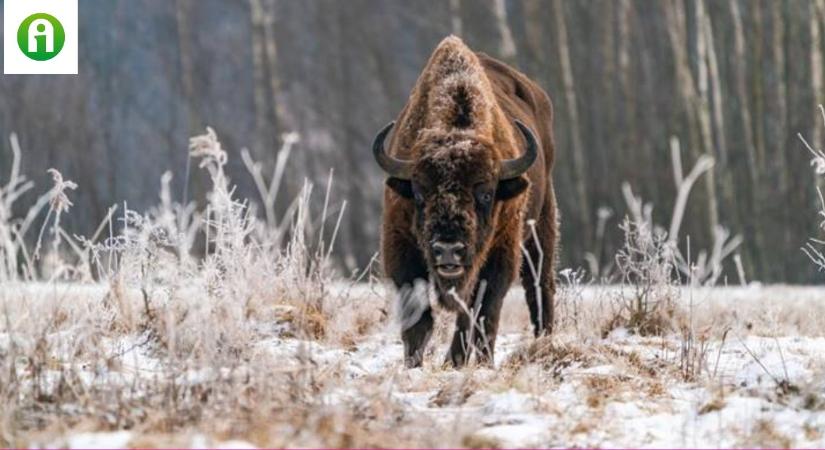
xmin=17 ymin=13 xmax=65 ymax=61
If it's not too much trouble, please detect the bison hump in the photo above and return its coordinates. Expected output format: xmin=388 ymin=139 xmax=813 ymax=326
xmin=418 ymin=36 xmax=497 ymax=137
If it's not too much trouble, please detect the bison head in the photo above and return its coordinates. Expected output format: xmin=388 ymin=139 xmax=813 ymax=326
xmin=373 ymin=121 xmax=537 ymax=304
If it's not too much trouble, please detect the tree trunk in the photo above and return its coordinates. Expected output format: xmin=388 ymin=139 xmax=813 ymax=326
xmin=770 ymin=2 xmax=790 ymax=261
xmin=553 ymin=0 xmax=592 ymax=241
xmin=175 ymin=1 xmax=197 ymax=132
xmin=729 ymin=0 xmax=765 ymax=278
xmin=694 ymin=0 xmax=719 ymax=234
xmin=662 ymin=1 xmax=700 ymax=159
xmin=261 ymin=1 xmax=286 ymax=136
xmin=175 ymin=0 xmax=203 ymax=205
xmin=523 ymin=0 xmax=547 ymax=82
xmin=492 ymin=0 xmax=516 ymax=61
xmin=730 ymin=0 xmax=758 ymax=187
xmin=702 ymin=1 xmax=732 ymax=210
xmin=663 ymin=1 xmax=716 ymax=238
xmin=249 ymin=0 xmax=271 ymax=154
xmin=449 ymin=0 xmax=462 ymax=36
xmin=812 ymin=0 xmax=825 ymax=193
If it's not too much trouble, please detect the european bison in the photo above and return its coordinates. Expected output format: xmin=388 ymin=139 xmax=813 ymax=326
xmin=373 ymin=36 xmax=558 ymax=368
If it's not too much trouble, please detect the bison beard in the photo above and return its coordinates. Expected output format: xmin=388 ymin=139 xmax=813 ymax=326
xmin=374 ymin=36 xmax=559 ymax=368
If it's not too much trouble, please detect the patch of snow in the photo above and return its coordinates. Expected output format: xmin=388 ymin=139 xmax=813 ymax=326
xmin=54 ymin=431 xmax=133 ymax=449
xmin=470 ymin=415 xmax=554 ymax=447
xmin=606 ymin=326 xmax=630 ymax=340
xmin=480 ymin=389 xmax=537 ymax=415
xmin=214 ymin=439 xmax=258 ymax=449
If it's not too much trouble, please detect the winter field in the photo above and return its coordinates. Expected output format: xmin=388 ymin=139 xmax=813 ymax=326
xmin=3 ymin=282 xmax=825 ymax=448
xmin=2 ymin=128 xmax=825 ymax=448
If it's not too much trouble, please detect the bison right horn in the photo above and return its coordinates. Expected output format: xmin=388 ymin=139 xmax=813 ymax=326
xmin=499 ymin=120 xmax=539 ymax=180
xmin=372 ymin=121 xmax=414 ymax=180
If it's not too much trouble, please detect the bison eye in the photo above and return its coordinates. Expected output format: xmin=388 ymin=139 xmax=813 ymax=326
xmin=413 ymin=191 xmax=424 ymax=205
xmin=480 ymin=192 xmax=493 ymax=203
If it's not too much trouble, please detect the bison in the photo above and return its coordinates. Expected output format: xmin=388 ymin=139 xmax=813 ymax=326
xmin=372 ymin=36 xmax=558 ymax=368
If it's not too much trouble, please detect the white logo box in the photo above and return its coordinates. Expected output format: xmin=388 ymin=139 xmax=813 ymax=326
xmin=4 ymin=0 xmax=78 ymax=74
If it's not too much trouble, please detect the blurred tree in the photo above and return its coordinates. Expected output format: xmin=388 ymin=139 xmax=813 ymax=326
xmin=1 ymin=0 xmax=823 ymax=283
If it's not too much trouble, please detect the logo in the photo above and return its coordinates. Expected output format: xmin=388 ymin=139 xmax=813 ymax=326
xmin=4 ymin=0 xmax=78 ymax=74
xmin=17 ymin=13 xmax=66 ymax=61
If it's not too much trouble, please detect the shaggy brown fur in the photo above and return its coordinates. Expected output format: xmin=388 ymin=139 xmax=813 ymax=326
xmin=378 ymin=36 xmax=558 ymax=368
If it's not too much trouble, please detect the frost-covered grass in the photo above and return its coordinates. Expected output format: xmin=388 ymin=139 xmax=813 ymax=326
xmin=0 ymin=129 xmax=404 ymax=447
xmin=3 ymin=283 xmax=825 ymax=448
xmin=2 ymin=127 xmax=825 ymax=448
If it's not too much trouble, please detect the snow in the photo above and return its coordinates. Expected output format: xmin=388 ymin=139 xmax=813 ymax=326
xmin=8 ymin=284 xmax=825 ymax=447
xmin=60 ymin=431 xmax=133 ymax=449
xmin=43 ymin=431 xmax=258 ymax=449
xmin=321 ymin=328 xmax=824 ymax=448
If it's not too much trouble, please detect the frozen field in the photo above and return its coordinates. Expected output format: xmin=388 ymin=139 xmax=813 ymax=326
xmin=3 ymin=282 xmax=825 ymax=448
xmin=3 ymin=126 xmax=825 ymax=448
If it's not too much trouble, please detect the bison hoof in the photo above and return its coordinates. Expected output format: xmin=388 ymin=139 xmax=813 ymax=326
xmin=446 ymin=352 xmax=467 ymax=369
xmin=405 ymin=355 xmax=424 ymax=369
xmin=533 ymin=326 xmax=552 ymax=338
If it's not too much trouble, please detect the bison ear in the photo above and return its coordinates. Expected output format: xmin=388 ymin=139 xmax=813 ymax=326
xmin=496 ymin=176 xmax=529 ymax=201
xmin=386 ymin=177 xmax=414 ymax=199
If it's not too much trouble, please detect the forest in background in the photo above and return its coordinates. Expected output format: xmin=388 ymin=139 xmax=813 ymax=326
xmin=1 ymin=0 xmax=824 ymax=283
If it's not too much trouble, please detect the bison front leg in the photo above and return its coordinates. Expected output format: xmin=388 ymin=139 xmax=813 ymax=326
xmin=399 ymin=288 xmax=434 ymax=368
xmin=521 ymin=195 xmax=558 ymax=337
xmin=447 ymin=248 xmax=517 ymax=367
xmin=520 ymin=236 xmax=555 ymax=337
xmin=447 ymin=313 xmax=472 ymax=367
xmin=385 ymin=233 xmax=433 ymax=368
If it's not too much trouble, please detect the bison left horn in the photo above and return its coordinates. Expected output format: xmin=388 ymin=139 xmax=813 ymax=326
xmin=499 ymin=120 xmax=539 ymax=180
xmin=372 ymin=121 xmax=414 ymax=180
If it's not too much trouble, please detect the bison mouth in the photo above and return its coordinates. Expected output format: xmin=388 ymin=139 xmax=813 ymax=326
xmin=432 ymin=264 xmax=473 ymax=311
xmin=435 ymin=263 xmax=465 ymax=279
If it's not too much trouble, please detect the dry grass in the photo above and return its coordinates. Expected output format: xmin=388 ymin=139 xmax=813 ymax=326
xmin=429 ymin=375 xmax=478 ymax=407
xmin=603 ymin=218 xmax=683 ymax=338
xmin=739 ymin=420 xmax=793 ymax=449
xmin=0 ymin=130 xmax=451 ymax=448
xmin=697 ymin=393 xmax=726 ymax=415
xmin=504 ymin=336 xmax=593 ymax=378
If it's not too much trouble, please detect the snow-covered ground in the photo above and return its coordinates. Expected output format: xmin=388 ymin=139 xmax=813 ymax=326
xmin=4 ymin=283 xmax=825 ymax=448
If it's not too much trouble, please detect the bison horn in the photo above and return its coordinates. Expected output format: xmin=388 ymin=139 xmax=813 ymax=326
xmin=372 ymin=121 xmax=414 ymax=180
xmin=499 ymin=120 xmax=539 ymax=180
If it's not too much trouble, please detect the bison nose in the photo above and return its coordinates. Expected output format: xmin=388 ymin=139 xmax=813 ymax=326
xmin=432 ymin=241 xmax=466 ymax=266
